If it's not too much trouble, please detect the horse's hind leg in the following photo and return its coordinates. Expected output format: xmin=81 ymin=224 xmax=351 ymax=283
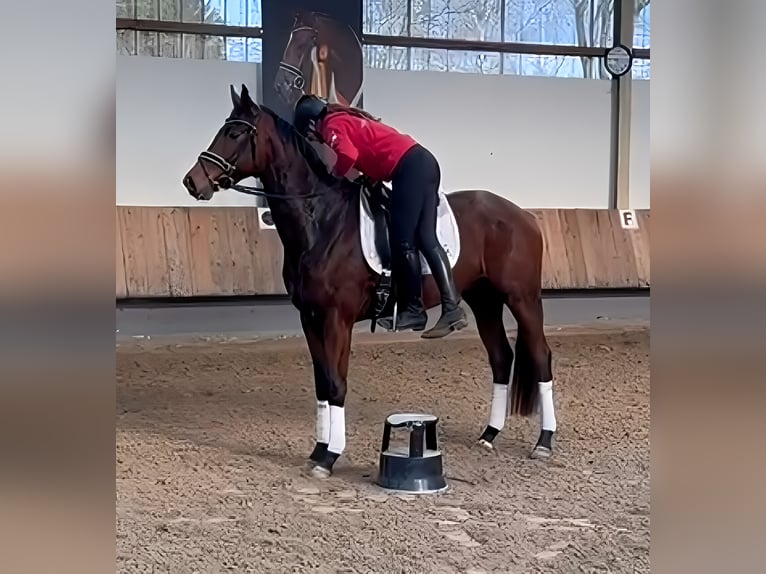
xmin=464 ymin=282 xmax=514 ymax=450
xmin=507 ymin=293 xmax=556 ymax=459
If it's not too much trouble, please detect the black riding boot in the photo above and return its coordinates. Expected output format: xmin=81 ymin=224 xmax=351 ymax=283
xmin=377 ymin=248 xmax=428 ymax=332
xmin=421 ymin=246 xmax=468 ymax=339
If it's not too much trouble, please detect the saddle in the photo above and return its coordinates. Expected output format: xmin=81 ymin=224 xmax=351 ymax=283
xmin=358 ymin=178 xmax=396 ymax=331
xmin=359 ymin=179 xmax=392 ymax=268
xmin=356 ymin=178 xmax=460 ymax=333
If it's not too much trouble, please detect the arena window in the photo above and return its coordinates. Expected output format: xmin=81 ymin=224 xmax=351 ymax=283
xmin=116 ymin=0 xmax=263 ymax=62
xmin=116 ymin=0 xmax=649 ymax=79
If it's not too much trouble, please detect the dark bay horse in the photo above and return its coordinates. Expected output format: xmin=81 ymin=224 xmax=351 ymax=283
xmin=182 ymin=85 xmax=558 ymax=479
xmin=274 ymin=11 xmax=363 ymax=109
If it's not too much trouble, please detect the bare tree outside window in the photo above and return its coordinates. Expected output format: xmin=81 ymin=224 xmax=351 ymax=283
xmin=364 ymin=0 xmax=410 ymax=69
xmin=116 ymin=0 xmax=649 ymax=78
xmin=116 ymin=0 xmax=260 ymax=61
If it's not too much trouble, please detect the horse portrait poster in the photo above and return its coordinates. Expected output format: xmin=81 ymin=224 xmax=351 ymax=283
xmin=262 ymin=0 xmax=364 ymax=120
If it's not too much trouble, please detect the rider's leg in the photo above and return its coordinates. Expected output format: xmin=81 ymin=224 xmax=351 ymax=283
xmin=383 ymin=246 xmax=427 ymax=331
xmin=377 ymin=147 xmax=428 ymax=332
xmin=413 ymin=149 xmax=468 ymax=339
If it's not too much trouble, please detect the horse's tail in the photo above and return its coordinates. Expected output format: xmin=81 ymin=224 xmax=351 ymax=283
xmin=510 ymin=331 xmax=540 ymax=417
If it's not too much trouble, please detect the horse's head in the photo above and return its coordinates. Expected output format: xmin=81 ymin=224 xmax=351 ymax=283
xmin=274 ymin=12 xmax=317 ymax=106
xmin=183 ymin=84 xmax=268 ymax=201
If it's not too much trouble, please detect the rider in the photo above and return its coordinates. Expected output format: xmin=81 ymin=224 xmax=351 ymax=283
xmin=292 ymin=94 xmax=468 ymax=339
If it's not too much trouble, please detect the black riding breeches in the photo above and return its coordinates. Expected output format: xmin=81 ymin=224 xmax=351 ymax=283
xmin=388 ymin=144 xmax=441 ymax=255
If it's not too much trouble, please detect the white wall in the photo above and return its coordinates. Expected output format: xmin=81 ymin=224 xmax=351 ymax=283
xmin=365 ymin=69 xmax=612 ymax=208
xmin=629 ymin=80 xmax=650 ymax=209
xmin=117 ymin=56 xmax=262 ymax=207
xmin=117 ymin=55 xmax=648 ymax=209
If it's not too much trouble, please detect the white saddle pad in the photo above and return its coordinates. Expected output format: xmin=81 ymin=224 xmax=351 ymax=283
xmin=360 ymin=189 xmax=461 ymax=275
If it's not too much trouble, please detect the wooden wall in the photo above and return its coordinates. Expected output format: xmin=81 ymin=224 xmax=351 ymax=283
xmin=116 ymin=206 xmax=649 ymax=298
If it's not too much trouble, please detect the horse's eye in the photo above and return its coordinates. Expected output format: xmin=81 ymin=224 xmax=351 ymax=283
xmin=227 ymin=128 xmax=247 ymax=140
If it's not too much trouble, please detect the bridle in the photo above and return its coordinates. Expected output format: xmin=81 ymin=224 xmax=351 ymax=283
xmin=198 ymin=118 xmax=256 ymax=191
xmin=197 ymin=117 xmax=323 ymax=200
xmin=278 ymin=62 xmax=306 ymax=93
xmin=277 ymin=25 xmax=316 ymax=96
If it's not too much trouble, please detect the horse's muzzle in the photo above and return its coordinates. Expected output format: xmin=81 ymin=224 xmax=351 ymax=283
xmin=183 ymin=173 xmax=214 ymax=201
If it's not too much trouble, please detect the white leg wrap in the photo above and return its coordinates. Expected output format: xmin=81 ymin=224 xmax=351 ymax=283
xmin=328 ymin=405 xmax=346 ymax=454
xmin=489 ymin=383 xmax=509 ymax=430
xmin=316 ymin=401 xmax=330 ymax=444
xmin=539 ymin=381 xmax=557 ymax=432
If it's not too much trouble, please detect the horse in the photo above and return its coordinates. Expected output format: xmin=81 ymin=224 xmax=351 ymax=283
xmin=182 ymin=84 xmax=558 ymax=479
xmin=274 ymin=10 xmax=364 ymax=110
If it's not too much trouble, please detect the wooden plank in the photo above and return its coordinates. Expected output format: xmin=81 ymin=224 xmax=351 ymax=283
xmin=559 ymin=210 xmax=589 ymax=288
xmin=533 ymin=210 xmax=555 ymax=289
xmin=115 ymin=209 xmax=128 ymax=298
xmin=259 ymin=227 xmax=287 ymax=294
xmin=572 ymin=209 xmax=637 ymax=288
xmin=118 ymin=206 xmax=143 ymax=296
xmin=187 ymin=208 xmax=217 ymax=296
xmin=244 ymin=208 xmax=286 ymax=294
xmin=115 ymin=206 xmax=650 ymax=297
xmin=188 ymin=206 xmax=283 ymax=296
xmin=536 ymin=210 xmax=571 ymax=289
xmin=210 ymin=209 xmax=235 ymax=295
xmin=118 ymin=206 xmax=169 ymax=297
xmin=601 ymin=209 xmax=639 ymax=287
xmin=160 ymin=208 xmax=195 ymax=296
xmin=143 ymin=208 xmax=171 ymax=296
xmin=574 ymin=210 xmax=610 ymax=287
xmin=528 ymin=210 xmax=551 ymax=288
xmin=631 ymin=210 xmax=651 ymax=286
xmin=226 ymin=208 xmax=257 ymax=294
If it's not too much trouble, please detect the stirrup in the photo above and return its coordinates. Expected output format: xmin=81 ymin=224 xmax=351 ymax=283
xmin=371 ymin=270 xmax=394 ymax=333
xmin=378 ymin=302 xmax=427 ymax=332
xmin=377 ymin=302 xmax=397 ymax=331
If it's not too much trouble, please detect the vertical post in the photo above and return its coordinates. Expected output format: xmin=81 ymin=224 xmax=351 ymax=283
xmin=608 ymin=0 xmax=635 ymax=209
xmin=608 ymin=74 xmax=620 ymax=208
xmin=499 ymin=0 xmax=506 ymax=74
xmin=616 ymin=0 xmax=635 ymax=209
xmin=406 ymin=0 xmax=413 ymax=69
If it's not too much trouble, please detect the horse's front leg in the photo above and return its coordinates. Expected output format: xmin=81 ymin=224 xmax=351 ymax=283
xmin=300 ymin=308 xmax=353 ymax=478
xmin=300 ymin=311 xmax=330 ymax=463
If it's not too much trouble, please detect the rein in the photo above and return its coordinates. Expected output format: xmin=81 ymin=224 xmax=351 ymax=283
xmin=197 ymin=118 xmax=324 ymax=201
xmin=229 ymin=183 xmax=322 ymax=201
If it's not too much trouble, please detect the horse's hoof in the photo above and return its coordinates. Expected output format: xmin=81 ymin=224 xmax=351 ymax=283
xmin=309 ymin=442 xmax=329 ymax=463
xmin=310 ymin=464 xmax=332 ymax=479
xmin=530 ymin=445 xmax=552 ymax=460
xmin=478 ymin=438 xmax=494 ymax=451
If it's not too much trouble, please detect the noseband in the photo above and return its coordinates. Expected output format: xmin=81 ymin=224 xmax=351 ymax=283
xmin=278 ymin=62 xmax=306 ymax=92
xmin=278 ymin=26 xmax=316 ymax=95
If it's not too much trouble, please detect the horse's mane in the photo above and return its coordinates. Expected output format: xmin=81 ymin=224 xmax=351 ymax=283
xmin=259 ymin=106 xmax=351 ymax=190
xmin=258 ymin=105 xmax=358 ymax=247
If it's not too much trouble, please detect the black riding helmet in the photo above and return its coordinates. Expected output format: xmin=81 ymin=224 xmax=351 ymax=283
xmin=293 ymin=94 xmax=328 ymax=137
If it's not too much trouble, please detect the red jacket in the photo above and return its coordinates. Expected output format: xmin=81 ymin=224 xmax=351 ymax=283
xmin=317 ymin=111 xmax=417 ymax=182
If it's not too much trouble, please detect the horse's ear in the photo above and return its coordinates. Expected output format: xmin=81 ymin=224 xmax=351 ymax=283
xmin=240 ymin=83 xmax=257 ymax=109
xmin=230 ymin=84 xmax=241 ymax=108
